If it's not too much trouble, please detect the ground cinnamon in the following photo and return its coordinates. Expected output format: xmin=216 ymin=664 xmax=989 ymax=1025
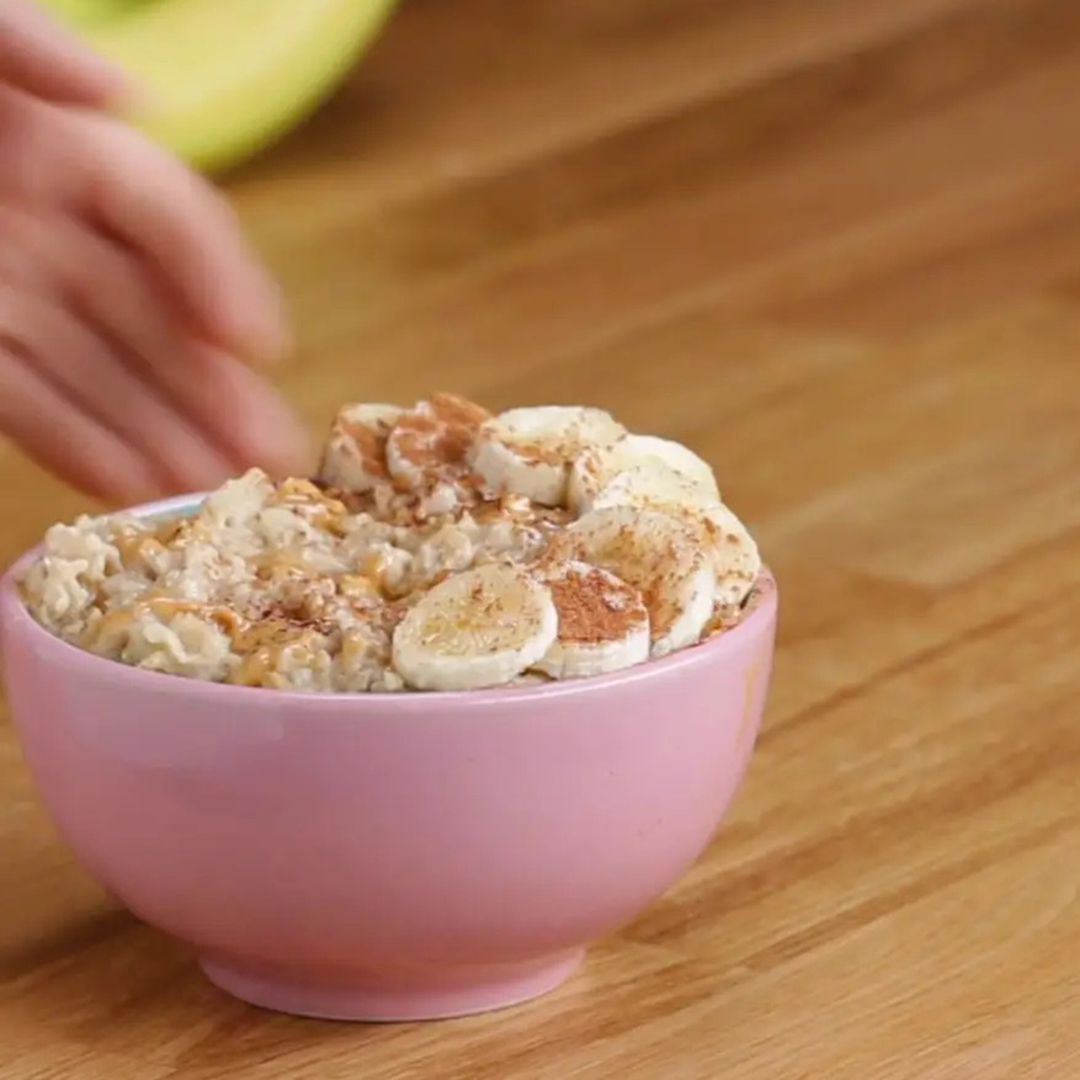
xmin=547 ymin=564 xmax=647 ymax=644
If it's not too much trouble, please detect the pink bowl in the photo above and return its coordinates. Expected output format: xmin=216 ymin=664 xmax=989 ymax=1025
xmin=0 ymin=495 xmax=777 ymax=1022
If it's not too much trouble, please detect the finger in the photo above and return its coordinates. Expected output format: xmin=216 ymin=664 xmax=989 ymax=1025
xmin=0 ymin=341 xmax=158 ymax=504
xmin=72 ymin=114 xmax=288 ymax=360
xmin=0 ymin=1 xmax=126 ymax=106
xmin=52 ymin=225 xmax=309 ymax=474
xmin=0 ymin=86 xmax=71 ymax=204
xmin=0 ymin=204 xmax=53 ymax=289
xmin=0 ymin=285 xmax=239 ymax=495
xmin=189 ymin=344 xmax=314 ymax=479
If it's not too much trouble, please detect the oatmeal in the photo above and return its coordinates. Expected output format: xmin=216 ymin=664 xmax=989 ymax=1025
xmin=21 ymin=396 xmax=763 ymax=692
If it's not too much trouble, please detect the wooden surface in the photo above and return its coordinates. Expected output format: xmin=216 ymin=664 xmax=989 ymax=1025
xmin=4 ymin=0 xmax=1080 ymax=1075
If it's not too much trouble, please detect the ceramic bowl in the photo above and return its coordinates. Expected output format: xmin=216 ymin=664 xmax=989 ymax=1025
xmin=0 ymin=495 xmax=777 ymax=1022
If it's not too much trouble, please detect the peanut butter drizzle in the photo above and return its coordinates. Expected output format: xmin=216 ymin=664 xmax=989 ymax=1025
xmin=114 ymin=519 xmax=184 ymax=569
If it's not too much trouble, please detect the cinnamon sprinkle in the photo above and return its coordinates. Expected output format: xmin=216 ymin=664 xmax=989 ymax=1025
xmin=388 ymin=394 xmax=490 ymax=491
xmin=339 ymin=420 xmax=390 ymax=480
xmin=546 ymin=564 xmax=648 ymax=644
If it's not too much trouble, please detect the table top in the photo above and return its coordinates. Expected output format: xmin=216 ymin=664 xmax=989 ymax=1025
xmin=4 ymin=0 xmax=1080 ymax=1076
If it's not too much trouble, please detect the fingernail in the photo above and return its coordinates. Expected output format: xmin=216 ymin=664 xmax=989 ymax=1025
xmin=231 ymin=399 xmax=311 ymax=477
xmin=266 ymin=422 xmax=314 ymax=477
xmin=105 ymin=76 xmax=146 ymax=116
xmin=113 ymin=461 xmax=168 ymax=508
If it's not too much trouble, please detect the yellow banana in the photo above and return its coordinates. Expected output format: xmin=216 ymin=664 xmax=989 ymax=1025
xmin=42 ymin=0 xmax=399 ymax=172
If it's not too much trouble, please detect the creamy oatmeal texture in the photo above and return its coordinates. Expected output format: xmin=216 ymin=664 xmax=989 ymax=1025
xmin=21 ymin=395 xmax=763 ymax=693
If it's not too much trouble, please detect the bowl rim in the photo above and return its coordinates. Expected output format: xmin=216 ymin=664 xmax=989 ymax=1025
xmin=0 ymin=492 xmax=778 ymax=710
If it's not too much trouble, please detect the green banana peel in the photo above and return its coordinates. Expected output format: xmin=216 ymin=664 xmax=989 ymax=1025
xmin=41 ymin=0 xmax=145 ymax=29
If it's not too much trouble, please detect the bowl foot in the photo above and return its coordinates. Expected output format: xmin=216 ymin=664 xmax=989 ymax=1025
xmin=199 ymin=948 xmax=585 ymax=1022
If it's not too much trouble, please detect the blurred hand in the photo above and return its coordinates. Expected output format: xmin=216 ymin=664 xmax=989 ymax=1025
xmin=0 ymin=1 xmax=311 ymax=504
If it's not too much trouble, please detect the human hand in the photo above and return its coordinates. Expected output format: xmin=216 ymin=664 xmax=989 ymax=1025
xmin=0 ymin=1 xmax=311 ymax=504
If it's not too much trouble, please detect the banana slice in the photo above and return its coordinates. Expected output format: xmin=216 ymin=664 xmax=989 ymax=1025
xmin=385 ymin=394 xmax=490 ymax=493
xmin=392 ymin=563 xmax=557 ymax=691
xmin=555 ymin=507 xmax=716 ymax=658
xmin=533 ymin=561 xmax=650 ymax=680
xmin=585 ymin=460 xmax=760 ymax=607
xmin=472 ymin=406 xmax=627 ymax=506
xmin=569 ymin=434 xmax=719 ymax=513
xmin=318 ymin=403 xmax=402 ymax=493
xmin=591 ymin=460 xmax=719 ymax=515
xmin=695 ymin=504 xmax=762 ymax=607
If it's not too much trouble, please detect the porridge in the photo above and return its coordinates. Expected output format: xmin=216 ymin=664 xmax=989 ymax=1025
xmin=20 ymin=395 xmax=763 ymax=692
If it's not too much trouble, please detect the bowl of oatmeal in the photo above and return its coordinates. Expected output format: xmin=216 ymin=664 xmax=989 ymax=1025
xmin=0 ymin=395 xmax=777 ymax=1021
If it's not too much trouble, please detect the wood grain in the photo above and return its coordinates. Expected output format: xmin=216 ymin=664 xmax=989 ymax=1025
xmin=4 ymin=0 xmax=1080 ymax=1076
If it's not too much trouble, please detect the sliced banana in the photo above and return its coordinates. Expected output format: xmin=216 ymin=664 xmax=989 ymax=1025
xmin=472 ymin=406 xmax=627 ymax=507
xmin=385 ymin=394 xmax=490 ymax=492
xmin=590 ymin=460 xmax=719 ymax=515
xmin=628 ymin=435 xmax=719 ymax=496
xmin=392 ymin=563 xmax=557 ymax=691
xmin=585 ymin=460 xmax=760 ymax=607
xmin=555 ymin=507 xmax=716 ymax=658
xmin=533 ymin=560 xmax=650 ymax=680
xmin=693 ymin=504 xmax=762 ymax=607
xmin=318 ymin=403 xmax=402 ymax=493
xmin=569 ymin=433 xmax=719 ymax=513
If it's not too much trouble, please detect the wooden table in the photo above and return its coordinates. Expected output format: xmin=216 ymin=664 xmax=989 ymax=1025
xmin=4 ymin=0 xmax=1080 ymax=1076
